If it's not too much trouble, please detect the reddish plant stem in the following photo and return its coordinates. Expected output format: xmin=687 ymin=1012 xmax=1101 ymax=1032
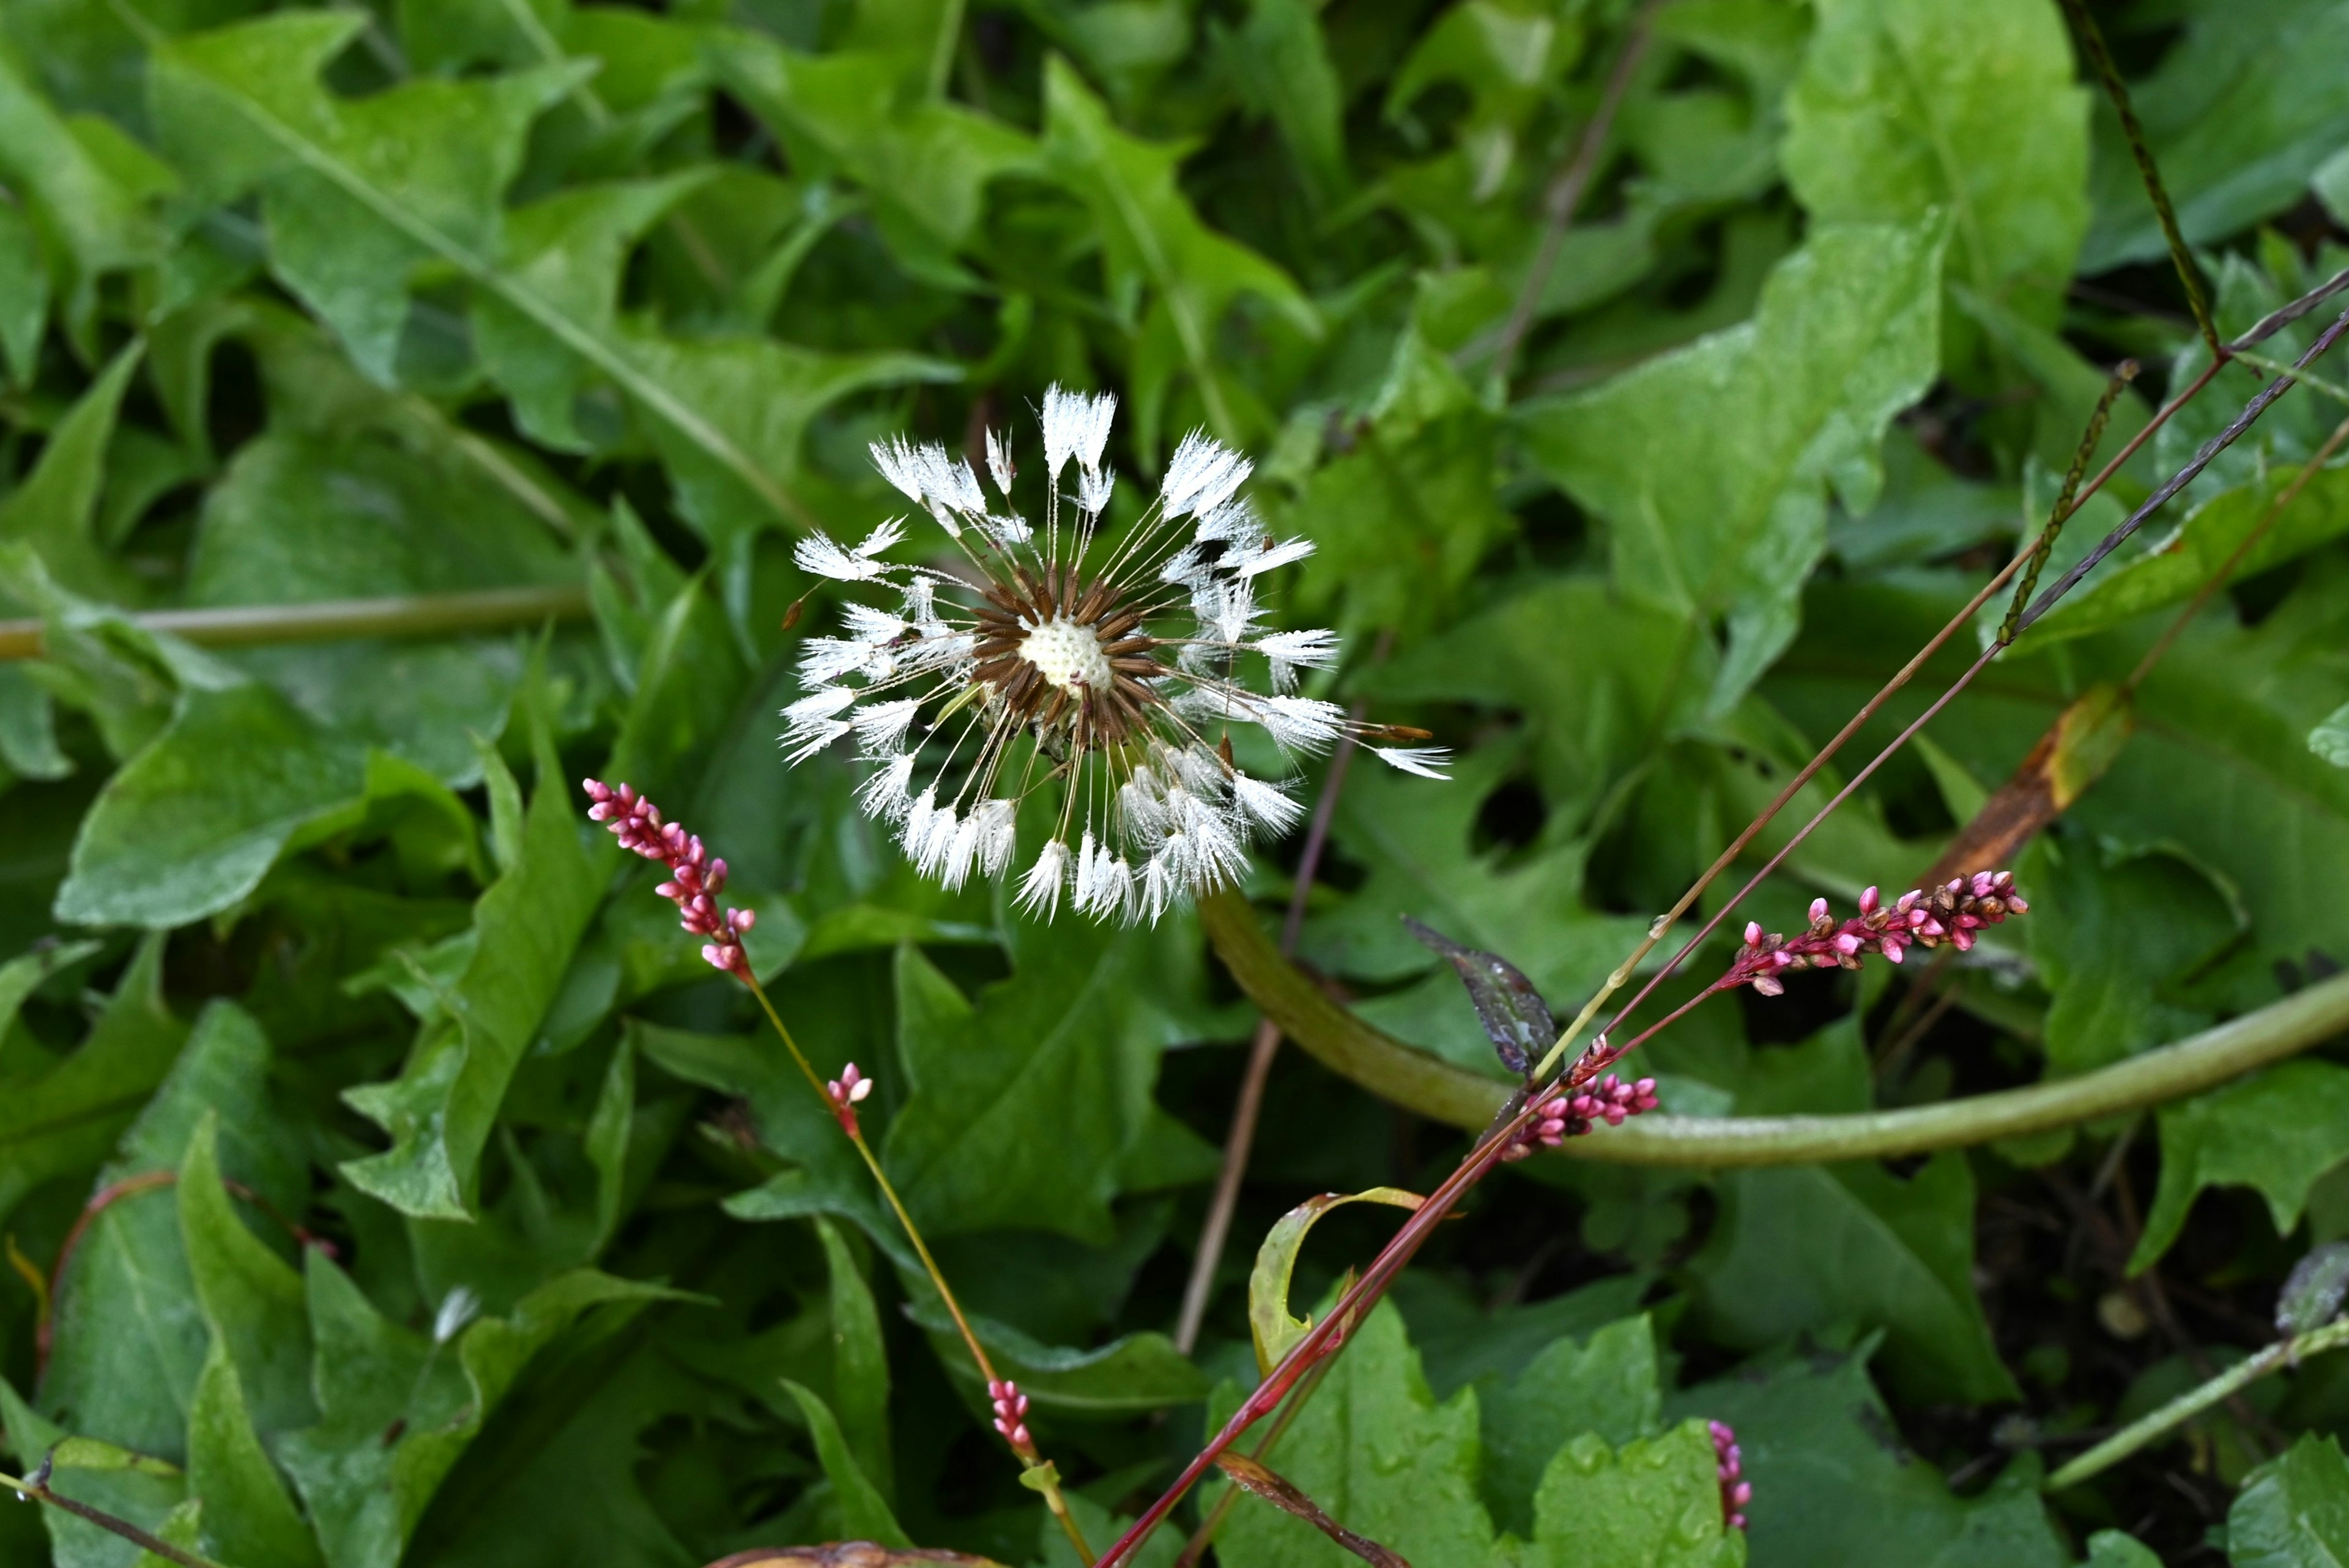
xmin=1176 ymin=633 xmax=1391 ymax=1353
xmin=1104 ymin=240 xmax=2349 ymax=1568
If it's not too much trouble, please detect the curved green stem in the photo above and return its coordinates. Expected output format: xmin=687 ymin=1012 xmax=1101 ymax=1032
xmin=2046 ymin=1318 xmax=2349 ymax=1491
xmin=0 ymin=584 xmax=591 ymax=660
xmin=1197 ymin=889 xmax=2349 ymax=1166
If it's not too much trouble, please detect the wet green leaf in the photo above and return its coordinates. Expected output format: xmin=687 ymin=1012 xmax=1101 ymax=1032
xmin=2134 ymin=1060 xmax=2349 ymax=1273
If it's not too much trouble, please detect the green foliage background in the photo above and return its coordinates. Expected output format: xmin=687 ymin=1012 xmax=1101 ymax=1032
xmin=2 ymin=0 xmax=2349 ymax=1562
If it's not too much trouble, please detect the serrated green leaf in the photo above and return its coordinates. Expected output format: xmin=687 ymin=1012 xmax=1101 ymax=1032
xmin=2027 ymin=838 xmax=2241 ymax=1076
xmin=0 ymin=196 xmax=51 ymax=385
xmin=2230 ymin=1432 xmax=2349 ymax=1568
xmin=41 ymin=1002 xmax=300 ymax=1461
xmin=1210 ymin=1301 xmax=1491 ymax=1568
xmin=0 ymin=336 xmax=143 ymax=601
xmin=2081 ymin=0 xmax=2349 ymax=270
xmin=188 ymin=1337 xmax=326 ymax=1568
xmin=1663 ymin=1346 xmax=2069 ymax=1568
xmin=179 ymin=1111 xmax=314 ymax=1435
xmin=813 ymin=1215 xmax=891 ymax=1501
xmin=341 ymin=751 xmax=605 ymax=1218
xmin=1483 ymin=1314 xmax=1661 ymax=1539
xmin=885 ymin=927 xmax=1173 ymax=1244
xmin=1784 ymin=0 xmax=2087 ymax=312
xmin=277 ymin=1255 xmax=678 ymax=1568
xmin=2134 ymin=1060 xmax=2349 ymax=1273
xmin=1520 ymin=220 xmax=1946 ymax=713
xmin=1528 ymin=1419 xmax=1744 ymax=1568
xmin=780 ymin=1378 xmax=910 ymax=1548
xmin=1040 ymin=54 xmax=1317 ymax=453
xmin=1691 ymin=1151 xmax=2019 ymax=1405
xmin=0 ymin=935 xmax=184 ymax=1227
xmin=56 ymin=682 xmax=368 ymax=929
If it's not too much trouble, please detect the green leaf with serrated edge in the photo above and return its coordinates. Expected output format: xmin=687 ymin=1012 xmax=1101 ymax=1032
xmin=1 ymin=1374 xmax=189 ymax=1568
xmin=904 ymin=1296 xmax=1208 ymax=1416
xmin=179 ymin=1112 xmax=314 ymax=1436
xmin=470 ymin=173 xmax=711 ymax=453
xmin=2133 ymin=1060 xmax=2349 ymax=1274
xmin=188 ymin=1337 xmax=325 ymax=1568
xmin=1783 ymin=0 xmax=2086 ymax=314
xmin=814 ymin=1216 xmax=892 ymax=1502
xmin=710 ymin=27 xmax=1036 ymax=284
xmin=1397 ymin=1271 xmax=1656 ymax=1400
xmin=0 ymin=197 xmax=50 ymax=385
xmin=2080 ymin=0 xmax=2349 ymax=270
xmin=1249 ymin=1188 xmax=1423 ymax=1377
xmin=885 ymin=928 xmax=1171 ymax=1245
xmin=779 ymin=1379 xmax=911 ymax=1548
xmin=1529 ymin=1420 xmax=1744 ymax=1568
xmin=1520 ymin=219 xmax=1946 ymax=715
xmin=149 ymin=12 xmax=579 ymax=382
xmin=2027 ymin=837 xmax=2241 ymax=1077
xmin=1208 ymin=1301 xmax=1490 ymax=1568
xmin=1039 ymin=55 xmax=1317 ymax=454
xmin=1371 ymin=577 xmax=1713 ymax=824
xmin=629 ymin=1013 xmax=908 ymax=1270
xmin=2085 ymin=1533 xmax=2162 ymax=1568
xmin=584 ymin=1037 xmax=635 ymax=1257
xmin=0 ymin=337 xmax=143 ymax=601
xmin=2017 ymin=463 xmax=2349 ymax=655
xmin=2230 ymin=1432 xmax=2349 ymax=1568
xmin=1483 ymin=1315 xmax=1661 ymax=1539
xmin=1283 ymin=327 xmax=1514 ymax=645
xmin=0 ymin=46 xmax=165 ymax=303
xmin=1663 ymin=1344 xmax=2069 ymax=1568
xmin=0 ymin=934 xmax=184 ymax=1227
xmin=277 ymin=1254 xmax=684 ymax=1568
xmin=1691 ymin=1148 xmax=2019 ymax=1405
xmin=147 ymin=12 xmax=945 ymax=541
xmin=56 ymin=682 xmax=368 ymax=930
xmin=341 ymin=739 xmax=605 ymax=1219
xmin=602 ymin=569 xmax=749 ymax=807
xmin=41 ymin=1003 xmax=302 ymax=1462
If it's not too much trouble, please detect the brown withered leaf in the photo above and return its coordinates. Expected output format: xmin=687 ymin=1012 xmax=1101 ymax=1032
xmin=705 ymin=1545 xmax=1007 ymax=1568
xmin=1214 ymin=1454 xmax=1412 ymax=1568
xmin=1916 ymin=681 xmax=2133 ymax=891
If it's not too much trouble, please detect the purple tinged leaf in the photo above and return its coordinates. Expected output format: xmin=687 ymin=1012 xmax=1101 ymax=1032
xmin=1403 ymin=915 xmax=1555 ymax=1078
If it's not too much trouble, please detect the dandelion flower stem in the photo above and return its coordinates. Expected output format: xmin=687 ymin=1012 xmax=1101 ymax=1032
xmin=740 ymin=975 xmax=1096 ymax=1564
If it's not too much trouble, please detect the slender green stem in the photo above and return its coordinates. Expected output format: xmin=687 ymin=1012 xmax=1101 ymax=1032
xmin=0 ymin=584 xmax=591 ymax=660
xmin=1198 ymin=889 xmax=2349 ymax=1166
xmin=739 ymin=975 xmax=1096 ymax=1565
xmin=1 ymin=1469 xmax=229 ymax=1568
xmin=2228 ymin=349 xmax=2349 ymax=408
xmin=2055 ymin=0 xmax=2216 ymax=352
xmin=2047 ymin=1319 xmax=2349 ymax=1491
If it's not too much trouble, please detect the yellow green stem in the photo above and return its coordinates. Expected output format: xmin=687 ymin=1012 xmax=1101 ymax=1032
xmin=740 ymin=975 xmax=1096 ymax=1564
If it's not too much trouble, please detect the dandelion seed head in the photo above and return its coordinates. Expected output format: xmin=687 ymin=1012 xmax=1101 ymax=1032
xmin=781 ymin=391 xmax=1442 ymax=923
